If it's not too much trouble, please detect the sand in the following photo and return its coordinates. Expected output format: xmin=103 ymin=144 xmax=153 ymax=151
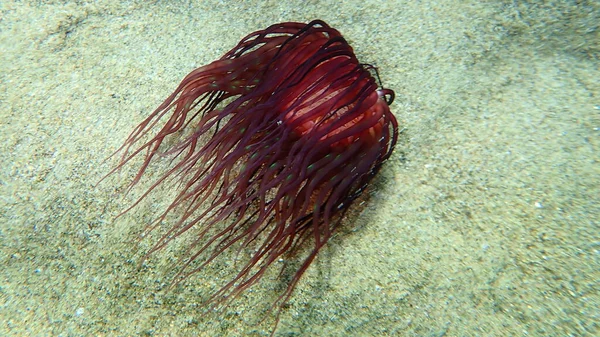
xmin=1 ymin=1 xmax=598 ymax=336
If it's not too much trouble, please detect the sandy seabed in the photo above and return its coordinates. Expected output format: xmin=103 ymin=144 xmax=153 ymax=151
xmin=1 ymin=1 xmax=598 ymax=336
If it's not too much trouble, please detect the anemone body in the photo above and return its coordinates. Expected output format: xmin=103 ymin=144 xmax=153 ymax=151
xmin=110 ymin=20 xmax=398 ymax=314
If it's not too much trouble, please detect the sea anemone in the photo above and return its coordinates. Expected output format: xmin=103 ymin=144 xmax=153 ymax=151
xmin=107 ymin=19 xmax=398 ymax=323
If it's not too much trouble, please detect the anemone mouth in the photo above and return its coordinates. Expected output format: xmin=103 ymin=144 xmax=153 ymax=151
xmin=285 ymin=97 xmax=390 ymax=150
xmin=278 ymin=62 xmax=391 ymax=150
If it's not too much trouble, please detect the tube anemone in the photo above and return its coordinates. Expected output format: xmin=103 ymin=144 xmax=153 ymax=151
xmin=107 ymin=20 xmax=398 ymax=321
